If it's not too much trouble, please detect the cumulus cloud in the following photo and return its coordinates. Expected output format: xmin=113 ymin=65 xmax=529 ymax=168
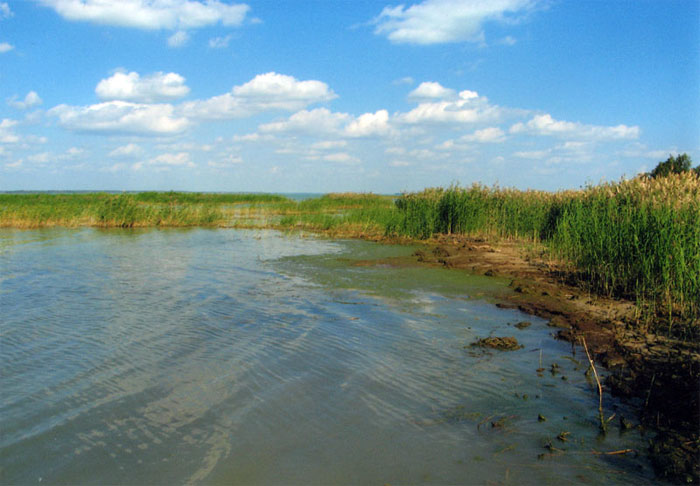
xmin=233 ymin=72 xmax=335 ymax=106
xmin=323 ymin=152 xmax=360 ymax=164
xmin=373 ymin=0 xmax=537 ymax=45
xmin=208 ymin=155 xmax=243 ymax=168
xmin=1 ymin=2 xmax=12 ymax=19
xmin=181 ymin=72 xmax=336 ymax=119
xmin=96 ymin=71 xmax=190 ymax=103
xmin=408 ymin=81 xmax=456 ymax=100
xmin=167 ymin=30 xmax=190 ymax=47
xmin=258 ymin=108 xmax=394 ymax=139
xmin=38 ymin=0 xmax=249 ymax=30
xmin=259 ymin=108 xmax=350 ymax=135
xmin=345 ymin=110 xmax=393 ymax=137
xmin=510 ymin=114 xmax=639 ymax=140
xmin=393 ymin=76 xmax=415 ymax=85
xmin=512 ymin=149 xmax=550 ymax=159
xmin=461 ymin=126 xmax=505 ymax=143
xmin=50 ymin=101 xmax=189 ymax=135
xmin=0 ymin=119 xmax=19 ymax=143
xmin=133 ymin=152 xmax=194 ymax=170
xmin=398 ymin=89 xmax=502 ymax=124
xmin=0 ymin=42 xmax=13 ymax=53
xmin=311 ymin=140 xmax=347 ymax=150
xmin=8 ymin=91 xmax=43 ymax=110
xmin=109 ymin=143 xmax=143 ymax=157
xmin=209 ymin=34 xmax=232 ymax=48
xmin=390 ymin=160 xmax=411 ymax=167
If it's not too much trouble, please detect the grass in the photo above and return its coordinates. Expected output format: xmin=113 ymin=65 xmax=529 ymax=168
xmin=387 ymin=173 xmax=700 ymax=336
xmin=0 ymin=192 xmax=288 ymax=228
xmin=2 ymin=178 xmax=698 ymax=335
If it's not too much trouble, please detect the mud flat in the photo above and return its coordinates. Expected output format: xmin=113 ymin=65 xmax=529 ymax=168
xmin=403 ymin=234 xmax=699 ymax=483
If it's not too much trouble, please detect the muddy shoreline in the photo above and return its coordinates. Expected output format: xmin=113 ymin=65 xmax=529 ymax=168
xmin=365 ymin=233 xmax=699 ymax=483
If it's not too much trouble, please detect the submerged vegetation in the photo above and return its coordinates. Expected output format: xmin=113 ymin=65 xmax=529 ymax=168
xmin=2 ymin=162 xmax=698 ymax=334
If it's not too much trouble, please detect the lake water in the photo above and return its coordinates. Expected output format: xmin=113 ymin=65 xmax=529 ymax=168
xmin=0 ymin=228 xmax=658 ymax=485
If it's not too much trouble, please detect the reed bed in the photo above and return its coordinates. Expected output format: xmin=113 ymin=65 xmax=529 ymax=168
xmin=0 ymin=192 xmax=287 ymax=228
xmin=389 ymin=173 xmax=700 ymax=334
xmin=275 ymin=193 xmax=399 ymax=236
xmin=2 ymin=182 xmax=697 ymax=334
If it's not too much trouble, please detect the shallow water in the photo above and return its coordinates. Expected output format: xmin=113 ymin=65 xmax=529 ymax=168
xmin=0 ymin=228 xmax=659 ymax=485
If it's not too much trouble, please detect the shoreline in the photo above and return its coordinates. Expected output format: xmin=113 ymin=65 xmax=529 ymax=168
xmin=383 ymin=233 xmax=699 ymax=483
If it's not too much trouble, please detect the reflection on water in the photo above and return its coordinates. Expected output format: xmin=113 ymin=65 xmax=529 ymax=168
xmin=1 ymin=229 xmax=658 ymax=485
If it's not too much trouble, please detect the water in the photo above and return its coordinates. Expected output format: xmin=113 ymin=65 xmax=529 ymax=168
xmin=0 ymin=228 xmax=658 ymax=485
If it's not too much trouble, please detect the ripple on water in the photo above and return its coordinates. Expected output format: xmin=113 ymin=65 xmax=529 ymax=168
xmin=0 ymin=229 xmax=658 ymax=485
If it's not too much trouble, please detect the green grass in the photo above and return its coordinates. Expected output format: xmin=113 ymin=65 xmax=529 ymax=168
xmin=2 ymin=181 xmax=697 ymax=335
xmin=388 ymin=174 xmax=700 ymax=335
xmin=0 ymin=192 xmax=289 ymax=228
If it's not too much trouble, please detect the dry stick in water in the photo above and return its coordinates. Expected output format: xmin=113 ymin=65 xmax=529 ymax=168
xmin=580 ymin=336 xmax=606 ymax=434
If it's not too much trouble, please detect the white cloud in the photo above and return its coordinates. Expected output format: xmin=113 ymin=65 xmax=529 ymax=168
xmin=5 ymin=159 xmax=23 ymax=169
xmin=232 ymin=132 xmax=273 ymax=143
xmin=208 ymin=155 xmax=243 ymax=168
xmin=259 ymin=108 xmax=350 ymax=135
xmin=311 ymin=140 xmax=347 ymax=150
xmin=209 ymin=34 xmax=232 ymax=48
xmin=510 ymin=114 xmax=639 ymax=140
xmin=1 ymin=2 xmax=12 ymax=19
xmin=385 ymin=147 xmax=406 ymax=155
xmin=27 ymin=152 xmax=51 ymax=164
xmin=461 ymin=126 xmax=505 ymax=143
xmin=0 ymin=42 xmax=13 ymax=53
xmin=259 ymin=107 xmax=393 ymax=139
xmin=50 ymin=101 xmax=189 ymax=135
xmin=408 ymin=81 xmax=455 ymax=100
xmin=181 ymin=72 xmax=336 ymax=120
xmin=8 ymin=91 xmax=43 ymax=110
xmin=390 ymin=160 xmax=411 ymax=167
xmin=38 ymin=0 xmax=249 ymax=30
xmin=151 ymin=152 xmax=193 ymax=166
xmin=398 ymin=90 xmax=502 ymax=125
xmin=167 ymin=30 xmax=190 ymax=47
xmin=96 ymin=71 xmax=190 ymax=103
xmin=134 ymin=151 xmax=194 ymax=170
xmin=393 ymin=76 xmax=415 ymax=85
xmin=66 ymin=147 xmax=84 ymax=157
xmin=512 ymin=149 xmax=550 ymax=159
xmin=345 ymin=110 xmax=393 ymax=137
xmin=323 ymin=152 xmax=360 ymax=164
xmin=373 ymin=0 xmax=536 ymax=45
xmin=233 ymin=72 xmax=335 ymax=106
xmin=109 ymin=143 xmax=143 ymax=157
xmin=617 ymin=143 xmax=679 ymax=160
xmin=0 ymin=119 xmax=19 ymax=143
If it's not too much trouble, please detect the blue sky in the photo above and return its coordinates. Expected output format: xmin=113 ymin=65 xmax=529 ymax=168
xmin=0 ymin=0 xmax=698 ymax=193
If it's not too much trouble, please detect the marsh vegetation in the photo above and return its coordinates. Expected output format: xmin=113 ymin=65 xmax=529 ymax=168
xmin=3 ymin=168 xmax=697 ymax=335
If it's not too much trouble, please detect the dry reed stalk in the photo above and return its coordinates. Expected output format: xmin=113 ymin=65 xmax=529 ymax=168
xmin=580 ymin=336 xmax=606 ymax=434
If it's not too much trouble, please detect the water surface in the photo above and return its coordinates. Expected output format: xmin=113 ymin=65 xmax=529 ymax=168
xmin=0 ymin=229 xmax=657 ymax=484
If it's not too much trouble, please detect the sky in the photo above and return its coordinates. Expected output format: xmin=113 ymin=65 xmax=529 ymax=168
xmin=0 ymin=0 xmax=698 ymax=193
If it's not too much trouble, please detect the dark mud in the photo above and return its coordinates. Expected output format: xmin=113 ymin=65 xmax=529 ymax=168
xmin=470 ymin=336 xmax=523 ymax=351
xmin=399 ymin=234 xmax=699 ymax=483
